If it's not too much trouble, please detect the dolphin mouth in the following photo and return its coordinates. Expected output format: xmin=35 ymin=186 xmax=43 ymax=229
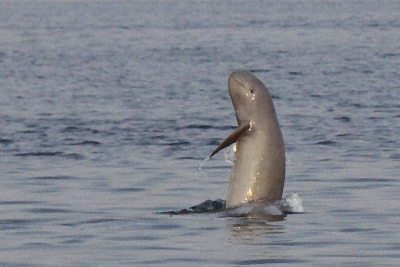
xmin=229 ymin=72 xmax=246 ymax=88
xmin=209 ymin=122 xmax=251 ymax=158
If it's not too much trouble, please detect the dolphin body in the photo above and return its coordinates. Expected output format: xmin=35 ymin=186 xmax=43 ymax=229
xmin=210 ymin=70 xmax=285 ymax=209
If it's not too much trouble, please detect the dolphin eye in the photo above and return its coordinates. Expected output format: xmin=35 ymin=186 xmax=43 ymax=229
xmin=250 ymin=89 xmax=254 ymax=94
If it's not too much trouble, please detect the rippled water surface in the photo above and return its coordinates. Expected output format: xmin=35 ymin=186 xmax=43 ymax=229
xmin=1 ymin=0 xmax=400 ymax=266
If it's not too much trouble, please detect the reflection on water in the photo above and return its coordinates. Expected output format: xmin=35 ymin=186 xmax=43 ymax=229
xmin=229 ymin=218 xmax=286 ymax=237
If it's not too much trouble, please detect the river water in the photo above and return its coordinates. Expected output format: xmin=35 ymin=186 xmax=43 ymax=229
xmin=1 ymin=0 xmax=400 ymax=266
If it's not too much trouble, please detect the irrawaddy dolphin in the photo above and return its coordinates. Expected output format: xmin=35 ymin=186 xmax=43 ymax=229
xmin=210 ymin=70 xmax=285 ymax=208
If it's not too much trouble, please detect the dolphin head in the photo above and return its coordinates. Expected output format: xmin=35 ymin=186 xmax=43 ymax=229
xmin=228 ymin=70 xmax=271 ymax=126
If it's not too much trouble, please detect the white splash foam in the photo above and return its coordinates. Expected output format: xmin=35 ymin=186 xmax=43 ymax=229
xmin=277 ymin=193 xmax=304 ymax=213
xmin=198 ymin=157 xmax=210 ymax=178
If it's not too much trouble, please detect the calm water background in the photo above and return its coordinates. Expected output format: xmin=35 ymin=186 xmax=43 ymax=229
xmin=1 ymin=0 xmax=400 ymax=266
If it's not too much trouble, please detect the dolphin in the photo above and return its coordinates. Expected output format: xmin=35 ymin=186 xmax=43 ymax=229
xmin=210 ymin=70 xmax=285 ymax=208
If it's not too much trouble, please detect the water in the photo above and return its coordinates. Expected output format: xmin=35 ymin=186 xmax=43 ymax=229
xmin=1 ymin=0 xmax=400 ymax=266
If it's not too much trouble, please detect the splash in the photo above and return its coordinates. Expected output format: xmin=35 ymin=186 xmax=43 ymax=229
xmin=223 ymin=193 xmax=304 ymax=218
xmin=198 ymin=157 xmax=210 ymax=178
xmin=157 ymin=193 xmax=303 ymax=218
xmin=276 ymin=193 xmax=304 ymax=213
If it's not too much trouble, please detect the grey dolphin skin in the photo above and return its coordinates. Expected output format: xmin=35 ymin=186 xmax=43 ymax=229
xmin=210 ymin=70 xmax=285 ymax=208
